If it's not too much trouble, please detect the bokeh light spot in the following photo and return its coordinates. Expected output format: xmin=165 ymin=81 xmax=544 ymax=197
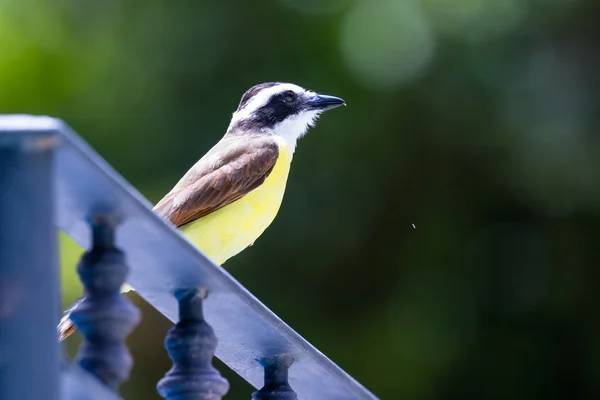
xmin=341 ymin=0 xmax=435 ymax=89
xmin=423 ymin=0 xmax=526 ymax=41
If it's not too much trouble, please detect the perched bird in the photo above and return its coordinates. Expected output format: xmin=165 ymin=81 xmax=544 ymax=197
xmin=58 ymin=82 xmax=345 ymax=340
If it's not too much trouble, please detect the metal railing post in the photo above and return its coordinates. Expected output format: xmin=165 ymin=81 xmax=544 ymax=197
xmin=70 ymin=217 xmax=141 ymax=390
xmin=0 ymin=126 xmax=60 ymax=400
xmin=157 ymin=288 xmax=230 ymax=400
xmin=252 ymin=356 xmax=297 ymax=400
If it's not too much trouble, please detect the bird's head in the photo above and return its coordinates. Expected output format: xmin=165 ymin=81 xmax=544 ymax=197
xmin=226 ymin=82 xmax=345 ymax=148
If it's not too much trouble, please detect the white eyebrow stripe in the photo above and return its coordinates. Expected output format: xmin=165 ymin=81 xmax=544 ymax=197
xmin=232 ymin=83 xmax=305 ymax=122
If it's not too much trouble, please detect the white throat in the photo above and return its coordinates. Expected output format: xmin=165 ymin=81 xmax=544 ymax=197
xmin=270 ymin=110 xmax=320 ymax=152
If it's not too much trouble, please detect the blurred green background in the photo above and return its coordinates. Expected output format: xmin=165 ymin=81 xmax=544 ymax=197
xmin=2 ymin=0 xmax=600 ymax=398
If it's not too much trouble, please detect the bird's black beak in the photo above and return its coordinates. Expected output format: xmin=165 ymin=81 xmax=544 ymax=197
xmin=305 ymin=93 xmax=346 ymax=111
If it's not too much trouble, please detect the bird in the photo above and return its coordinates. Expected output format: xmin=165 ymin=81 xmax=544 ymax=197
xmin=58 ymin=82 xmax=345 ymax=340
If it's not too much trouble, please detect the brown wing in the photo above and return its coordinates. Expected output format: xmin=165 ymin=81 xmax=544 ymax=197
xmin=153 ymin=135 xmax=279 ymax=227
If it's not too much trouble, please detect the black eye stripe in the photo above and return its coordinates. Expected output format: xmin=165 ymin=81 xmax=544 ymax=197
xmin=243 ymin=91 xmax=301 ymax=128
xmin=230 ymin=83 xmax=312 ymax=132
xmin=269 ymin=91 xmax=296 ymax=105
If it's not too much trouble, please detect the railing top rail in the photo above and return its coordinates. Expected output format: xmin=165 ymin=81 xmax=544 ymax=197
xmin=0 ymin=115 xmax=377 ymax=400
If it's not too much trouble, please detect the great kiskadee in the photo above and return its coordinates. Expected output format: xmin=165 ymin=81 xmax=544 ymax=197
xmin=58 ymin=82 xmax=345 ymax=340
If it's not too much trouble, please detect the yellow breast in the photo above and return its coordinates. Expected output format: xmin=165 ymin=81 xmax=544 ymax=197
xmin=179 ymin=138 xmax=293 ymax=265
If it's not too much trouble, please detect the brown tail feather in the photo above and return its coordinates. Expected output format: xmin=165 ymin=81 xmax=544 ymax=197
xmin=58 ymin=297 xmax=85 ymax=341
xmin=58 ymin=316 xmax=76 ymax=341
